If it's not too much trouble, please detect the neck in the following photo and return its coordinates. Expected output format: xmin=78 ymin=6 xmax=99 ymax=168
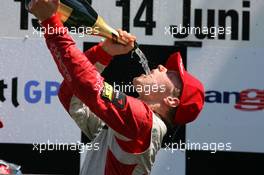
xmin=141 ymin=98 xmax=163 ymax=117
xmin=142 ymin=99 xmax=172 ymax=129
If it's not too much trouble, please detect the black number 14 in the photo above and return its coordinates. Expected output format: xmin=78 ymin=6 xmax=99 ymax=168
xmin=116 ymin=0 xmax=156 ymax=35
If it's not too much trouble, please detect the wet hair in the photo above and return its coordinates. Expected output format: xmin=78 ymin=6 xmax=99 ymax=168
xmin=172 ymin=87 xmax=181 ymax=98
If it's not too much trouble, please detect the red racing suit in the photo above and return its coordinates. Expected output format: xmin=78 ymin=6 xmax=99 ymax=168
xmin=42 ymin=15 xmax=167 ymax=175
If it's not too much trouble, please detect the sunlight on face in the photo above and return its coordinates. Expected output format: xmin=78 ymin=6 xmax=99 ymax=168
xmin=133 ymin=65 xmax=182 ymax=100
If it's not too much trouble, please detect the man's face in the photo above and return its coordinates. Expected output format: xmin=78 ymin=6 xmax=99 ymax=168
xmin=133 ymin=65 xmax=181 ymax=101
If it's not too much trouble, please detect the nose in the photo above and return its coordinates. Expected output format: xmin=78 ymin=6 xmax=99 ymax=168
xmin=158 ymin=65 xmax=167 ymax=72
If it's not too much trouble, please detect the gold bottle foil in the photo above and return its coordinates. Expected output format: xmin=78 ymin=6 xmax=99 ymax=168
xmin=57 ymin=2 xmax=128 ymax=45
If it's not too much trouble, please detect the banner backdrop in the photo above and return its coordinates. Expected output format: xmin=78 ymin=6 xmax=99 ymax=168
xmin=0 ymin=0 xmax=263 ymax=174
xmin=0 ymin=38 xmax=81 ymax=144
xmin=187 ymin=46 xmax=264 ymax=153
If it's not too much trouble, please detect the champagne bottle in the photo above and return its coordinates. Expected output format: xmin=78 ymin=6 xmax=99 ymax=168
xmin=25 ymin=0 xmax=151 ymax=75
xmin=25 ymin=0 xmax=128 ymax=45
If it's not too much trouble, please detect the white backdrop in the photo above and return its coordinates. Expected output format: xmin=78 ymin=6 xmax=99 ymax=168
xmin=0 ymin=0 xmax=263 ymax=174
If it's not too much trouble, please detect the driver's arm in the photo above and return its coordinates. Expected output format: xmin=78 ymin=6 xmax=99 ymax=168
xmin=42 ymin=15 xmax=152 ymax=141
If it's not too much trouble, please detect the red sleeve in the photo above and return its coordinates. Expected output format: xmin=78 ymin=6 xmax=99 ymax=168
xmin=58 ymin=39 xmax=112 ymax=112
xmin=84 ymin=42 xmax=113 ymax=66
xmin=42 ymin=15 xmax=152 ymax=140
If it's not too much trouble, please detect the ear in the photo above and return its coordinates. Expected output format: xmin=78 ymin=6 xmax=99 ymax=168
xmin=163 ymin=96 xmax=180 ymax=108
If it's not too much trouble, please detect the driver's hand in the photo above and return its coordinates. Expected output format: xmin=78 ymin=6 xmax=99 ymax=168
xmin=101 ymin=29 xmax=136 ymax=56
xmin=28 ymin=0 xmax=59 ymax=22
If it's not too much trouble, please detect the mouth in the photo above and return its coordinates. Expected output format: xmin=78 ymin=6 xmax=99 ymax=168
xmin=141 ymin=72 xmax=154 ymax=78
xmin=140 ymin=74 xmax=147 ymax=78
